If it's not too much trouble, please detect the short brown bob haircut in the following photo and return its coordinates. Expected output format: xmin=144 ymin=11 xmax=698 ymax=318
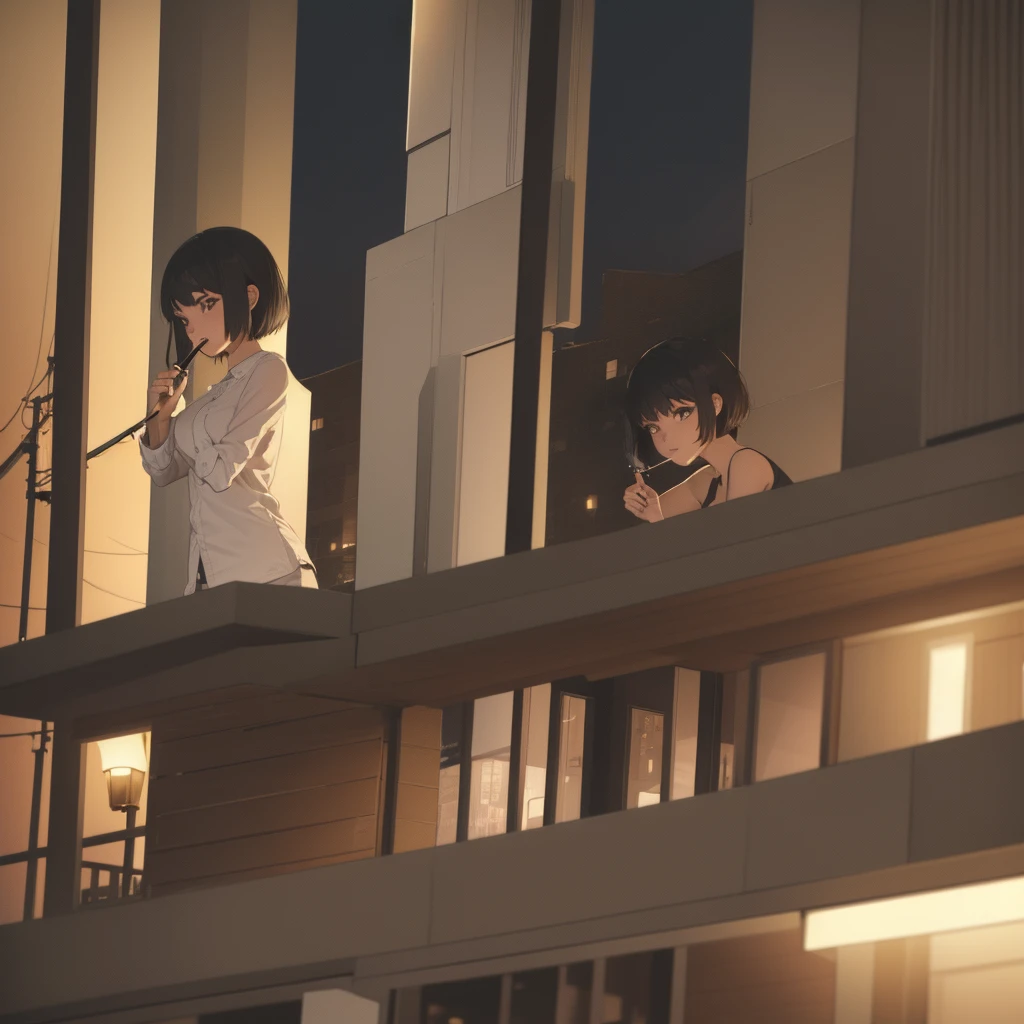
xmin=625 ymin=337 xmax=751 ymax=469
xmin=160 ymin=226 xmax=290 ymax=367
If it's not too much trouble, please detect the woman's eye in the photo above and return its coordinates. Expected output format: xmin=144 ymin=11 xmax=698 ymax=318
xmin=676 ymin=408 xmax=691 ymax=419
xmin=647 ymin=425 xmax=658 ymax=435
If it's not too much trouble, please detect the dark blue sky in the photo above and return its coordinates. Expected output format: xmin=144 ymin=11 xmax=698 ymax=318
xmin=286 ymin=0 xmax=753 ymax=378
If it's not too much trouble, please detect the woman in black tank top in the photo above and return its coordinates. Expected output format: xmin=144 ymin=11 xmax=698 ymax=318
xmin=622 ymin=337 xmax=792 ymax=523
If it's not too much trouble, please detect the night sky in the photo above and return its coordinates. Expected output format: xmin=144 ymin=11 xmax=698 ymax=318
xmin=286 ymin=0 xmax=753 ymax=378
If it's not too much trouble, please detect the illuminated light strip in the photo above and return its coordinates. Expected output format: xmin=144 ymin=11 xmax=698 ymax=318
xmin=803 ymin=876 xmax=1024 ymax=950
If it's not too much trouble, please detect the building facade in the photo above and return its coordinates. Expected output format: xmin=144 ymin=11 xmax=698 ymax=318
xmin=2 ymin=1 xmax=1024 ymax=1023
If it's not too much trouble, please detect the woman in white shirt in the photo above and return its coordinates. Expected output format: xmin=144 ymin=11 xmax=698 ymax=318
xmin=140 ymin=226 xmax=317 ymax=595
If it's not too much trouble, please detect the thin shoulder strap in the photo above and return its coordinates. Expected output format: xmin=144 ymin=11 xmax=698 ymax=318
xmin=722 ymin=447 xmax=751 ymax=502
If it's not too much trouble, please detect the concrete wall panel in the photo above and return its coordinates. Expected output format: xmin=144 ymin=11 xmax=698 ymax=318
xmin=428 ymin=788 xmax=750 ymax=944
xmin=737 ymin=380 xmax=844 ymax=483
xmin=746 ymin=0 xmax=860 ymax=180
xmin=438 ymin=186 xmax=521 ymax=359
xmin=740 ymin=141 xmax=854 ymax=410
xmin=358 ymin=226 xmax=437 ymax=589
xmin=407 ymin=0 xmax=458 ymax=150
xmin=745 ymin=750 xmax=912 ymax=891
xmin=406 ymin=134 xmax=450 ymax=232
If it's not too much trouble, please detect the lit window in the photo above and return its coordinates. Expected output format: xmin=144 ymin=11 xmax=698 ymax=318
xmin=311 ymin=417 xmax=324 ymax=431
xmin=329 ymin=541 xmax=337 ymax=551
xmin=927 ymin=642 xmax=969 ymax=741
xmin=585 ymin=494 xmax=598 ymax=510
xmin=605 ymin=359 xmax=618 ymax=380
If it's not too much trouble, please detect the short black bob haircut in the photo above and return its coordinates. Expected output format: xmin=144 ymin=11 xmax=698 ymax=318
xmin=624 ymin=337 xmax=750 ymax=470
xmin=160 ymin=226 xmax=289 ymax=367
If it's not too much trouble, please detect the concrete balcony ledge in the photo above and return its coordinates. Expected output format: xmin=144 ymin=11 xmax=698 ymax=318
xmin=0 ymin=585 xmax=354 ymax=721
xmin=3 ymin=420 xmax=1024 ymax=720
xmin=2 ymin=720 xmax=1023 ymax=1024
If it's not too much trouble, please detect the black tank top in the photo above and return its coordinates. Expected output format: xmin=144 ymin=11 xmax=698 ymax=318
xmin=700 ymin=447 xmax=792 ymax=509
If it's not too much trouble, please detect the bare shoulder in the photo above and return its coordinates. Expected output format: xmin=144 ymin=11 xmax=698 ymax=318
xmin=727 ymin=448 xmax=774 ymax=497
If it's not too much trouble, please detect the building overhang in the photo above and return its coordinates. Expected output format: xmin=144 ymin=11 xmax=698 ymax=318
xmin=2 ymin=719 xmax=1022 ymax=1024
xmin=2 ymin=422 xmax=1024 ymax=722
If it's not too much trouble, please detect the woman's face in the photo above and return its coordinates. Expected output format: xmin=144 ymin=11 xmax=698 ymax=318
xmin=640 ymin=395 xmax=721 ymax=465
xmin=171 ymin=289 xmax=229 ymax=359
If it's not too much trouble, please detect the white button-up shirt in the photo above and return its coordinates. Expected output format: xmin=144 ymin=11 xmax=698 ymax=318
xmin=139 ymin=350 xmax=312 ymax=595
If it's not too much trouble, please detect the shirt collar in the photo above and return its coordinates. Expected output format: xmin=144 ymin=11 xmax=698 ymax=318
xmin=226 ymin=350 xmax=270 ymax=381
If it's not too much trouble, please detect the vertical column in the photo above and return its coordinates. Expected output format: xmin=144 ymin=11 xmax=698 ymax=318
xmin=505 ymin=0 xmax=561 ymax=555
xmin=81 ymin=0 xmax=160 ymax=625
xmin=41 ymin=725 xmax=85 ymax=916
xmin=46 ymin=0 xmax=100 ymax=633
xmin=842 ymin=0 xmax=932 ymax=468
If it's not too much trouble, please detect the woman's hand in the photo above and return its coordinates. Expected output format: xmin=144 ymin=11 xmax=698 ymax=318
xmin=148 ymin=368 xmax=189 ymax=422
xmin=624 ymin=471 xmax=664 ymax=523
xmin=143 ymin=368 xmax=188 ymax=449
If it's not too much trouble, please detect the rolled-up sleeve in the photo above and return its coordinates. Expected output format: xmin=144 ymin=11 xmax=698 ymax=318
xmin=139 ymin=417 xmax=189 ymax=486
xmin=192 ymin=356 xmax=288 ymax=492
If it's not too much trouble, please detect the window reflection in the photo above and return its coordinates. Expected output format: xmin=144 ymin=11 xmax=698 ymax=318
xmin=602 ymin=951 xmax=670 ymax=1024
xmin=468 ymin=692 xmax=513 ymax=840
xmin=509 ymin=967 xmax=558 ymax=1024
xmin=421 ymin=976 xmax=501 ymax=1024
xmin=555 ymin=695 xmax=587 ymax=823
xmin=626 ymin=708 xmax=663 ymax=809
xmin=670 ymin=669 xmax=700 ymax=800
xmin=436 ymin=704 xmax=464 ymax=846
xmin=754 ymin=653 xmax=826 ymax=781
xmin=521 ymin=683 xmax=551 ymax=830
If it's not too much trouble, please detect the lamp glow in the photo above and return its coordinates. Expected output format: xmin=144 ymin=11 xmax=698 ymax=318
xmin=927 ymin=642 xmax=967 ymax=741
xmin=96 ymin=733 xmax=149 ymax=811
xmin=803 ymin=876 xmax=1024 ymax=950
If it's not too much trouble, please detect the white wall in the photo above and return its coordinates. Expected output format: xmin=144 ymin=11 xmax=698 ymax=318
xmin=457 ymin=341 xmax=514 ymax=567
xmin=737 ymin=0 xmax=860 ymax=483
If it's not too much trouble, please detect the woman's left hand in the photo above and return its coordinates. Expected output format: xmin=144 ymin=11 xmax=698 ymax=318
xmin=624 ymin=472 xmax=664 ymax=523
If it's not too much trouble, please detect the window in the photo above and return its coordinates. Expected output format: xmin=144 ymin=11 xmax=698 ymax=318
xmin=555 ymin=694 xmax=587 ymax=823
xmin=467 ymin=692 xmax=513 ymax=840
xmin=670 ymin=669 xmax=700 ymax=800
xmin=310 ymin=416 xmax=324 ymax=431
xmin=605 ymin=359 xmax=618 ymax=380
xmin=927 ymin=640 xmax=970 ymax=741
xmin=436 ymin=705 xmax=464 ymax=846
xmin=520 ymin=684 xmax=550 ymax=830
xmin=753 ymin=652 xmax=827 ymax=782
xmin=626 ymin=708 xmax=664 ymax=809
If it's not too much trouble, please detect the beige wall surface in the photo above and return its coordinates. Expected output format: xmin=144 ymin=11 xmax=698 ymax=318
xmin=0 ymin=0 xmax=66 ymax=645
xmin=82 ymin=0 xmax=160 ymax=625
xmin=839 ymin=605 xmax=1024 ymax=763
xmin=738 ymin=0 xmax=859 ymax=483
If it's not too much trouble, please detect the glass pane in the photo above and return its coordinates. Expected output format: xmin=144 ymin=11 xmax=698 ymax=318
xmin=436 ymin=704 xmax=465 ymax=845
xmin=467 ymin=692 xmax=513 ymax=840
xmin=521 ymin=683 xmax=551 ymax=830
xmin=718 ymin=674 xmax=737 ymax=791
xmin=557 ymin=962 xmax=594 ymax=1024
xmin=555 ymin=695 xmax=587 ymax=823
xmin=754 ymin=654 xmax=826 ymax=781
xmin=684 ymin=929 xmax=835 ymax=1021
xmin=602 ymin=951 xmax=665 ymax=1024
xmin=670 ymin=670 xmax=700 ymax=800
xmin=626 ymin=709 xmax=664 ymax=809
xmin=510 ymin=967 xmax=558 ymax=1024
xmin=0 ymin=716 xmax=52 ymax=857
xmin=421 ymin=975 xmax=502 ymax=1024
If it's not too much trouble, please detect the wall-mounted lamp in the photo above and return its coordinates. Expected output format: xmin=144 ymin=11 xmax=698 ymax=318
xmin=803 ymin=875 xmax=1024 ymax=950
xmin=96 ymin=733 xmax=148 ymax=812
